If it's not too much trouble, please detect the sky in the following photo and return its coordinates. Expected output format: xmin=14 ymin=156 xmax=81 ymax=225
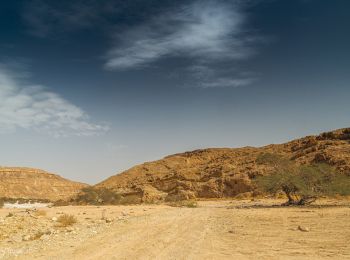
xmin=0 ymin=0 xmax=349 ymax=184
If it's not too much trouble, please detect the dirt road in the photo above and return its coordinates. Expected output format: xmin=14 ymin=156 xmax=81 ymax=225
xmin=1 ymin=201 xmax=350 ymax=259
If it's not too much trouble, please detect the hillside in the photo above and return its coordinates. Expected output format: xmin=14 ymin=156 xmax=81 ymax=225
xmin=0 ymin=167 xmax=87 ymax=201
xmin=96 ymin=128 xmax=350 ymax=202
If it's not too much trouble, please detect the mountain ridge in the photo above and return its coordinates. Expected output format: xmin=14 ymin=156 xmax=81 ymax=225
xmin=95 ymin=127 xmax=350 ymax=202
xmin=0 ymin=167 xmax=87 ymax=201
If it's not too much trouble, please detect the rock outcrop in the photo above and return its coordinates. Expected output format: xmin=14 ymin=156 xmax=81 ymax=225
xmin=0 ymin=168 xmax=87 ymax=201
xmin=95 ymin=128 xmax=350 ymax=202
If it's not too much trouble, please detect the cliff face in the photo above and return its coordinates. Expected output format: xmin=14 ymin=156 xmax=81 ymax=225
xmin=95 ymin=128 xmax=350 ymax=202
xmin=0 ymin=167 xmax=88 ymax=201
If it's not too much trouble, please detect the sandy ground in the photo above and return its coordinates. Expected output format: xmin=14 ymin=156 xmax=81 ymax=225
xmin=0 ymin=200 xmax=350 ymax=260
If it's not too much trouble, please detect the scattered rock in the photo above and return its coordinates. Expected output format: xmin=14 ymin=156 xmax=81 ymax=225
xmin=22 ymin=235 xmax=31 ymax=241
xmin=10 ymin=234 xmax=23 ymax=243
xmin=66 ymin=227 xmax=75 ymax=232
xmin=40 ymin=234 xmax=50 ymax=241
xmin=298 ymin=225 xmax=310 ymax=232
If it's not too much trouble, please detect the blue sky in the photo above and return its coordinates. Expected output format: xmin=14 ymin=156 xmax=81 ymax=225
xmin=0 ymin=0 xmax=349 ymax=184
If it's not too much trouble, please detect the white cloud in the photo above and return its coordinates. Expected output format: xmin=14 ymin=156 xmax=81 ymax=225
xmin=199 ymin=78 xmax=256 ymax=88
xmin=105 ymin=0 xmax=253 ymax=70
xmin=0 ymin=68 xmax=109 ymax=137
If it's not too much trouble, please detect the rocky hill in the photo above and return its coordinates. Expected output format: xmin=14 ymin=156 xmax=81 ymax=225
xmin=96 ymin=128 xmax=350 ymax=202
xmin=0 ymin=167 xmax=87 ymax=201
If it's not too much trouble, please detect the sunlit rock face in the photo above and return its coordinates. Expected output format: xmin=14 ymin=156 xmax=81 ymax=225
xmin=95 ymin=128 xmax=350 ymax=202
xmin=0 ymin=167 xmax=88 ymax=201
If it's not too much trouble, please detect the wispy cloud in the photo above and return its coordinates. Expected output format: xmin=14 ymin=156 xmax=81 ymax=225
xmin=104 ymin=0 xmax=260 ymax=88
xmin=0 ymin=67 xmax=108 ymax=137
xmin=199 ymin=78 xmax=256 ymax=88
xmin=105 ymin=1 xmax=251 ymax=69
xmin=23 ymin=0 xmax=261 ymax=88
xmin=187 ymin=64 xmax=258 ymax=88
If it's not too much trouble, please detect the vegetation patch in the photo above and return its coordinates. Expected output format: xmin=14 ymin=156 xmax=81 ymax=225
xmin=0 ymin=197 xmax=50 ymax=204
xmin=71 ymin=187 xmax=142 ymax=205
xmin=31 ymin=231 xmax=45 ymax=240
xmin=254 ymin=153 xmax=350 ymax=206
xmin=167 ymin=200 xmax=198 ymax=208
xmin=57 ymin=214 xmax=77 ymax=227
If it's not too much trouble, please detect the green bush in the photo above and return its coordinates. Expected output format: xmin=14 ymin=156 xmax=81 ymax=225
xmin=255 ymin=153 xmax=350 ymax=205
xmin=73 ymin=187 xmax=141 ymax=205
xmin=74 ymin=187 xmax=122 ymax=205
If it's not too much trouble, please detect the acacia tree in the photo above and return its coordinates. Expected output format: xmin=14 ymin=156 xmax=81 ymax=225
xmin=254 ymin=153 xmax=350 ymax=205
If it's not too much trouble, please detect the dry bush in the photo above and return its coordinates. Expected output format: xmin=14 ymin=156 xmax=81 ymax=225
xmin=53 ymin=200 xmax=70 ymax=206
xmin=57 ymin=214 xmax=77 ymax=227
xmin=74 ymin=187 xmax=142 ymax=205
xmin=184 ymin=200 xmax=198 ymax=208
xmin=74 ymin=187 xmax=122 ymax=205
xmin=31 ymin=231 xmax=45 ymax=240
xmin=31 ymin=230 xmax=51 ymax=240
xmin=168 ymin=200 xmax=198 ymax=208
xmin=0 ymin=199 xmax=3 ymax=208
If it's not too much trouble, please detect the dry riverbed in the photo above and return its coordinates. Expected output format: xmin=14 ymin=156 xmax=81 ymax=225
xmin=0 ymin=199 xmax=349 ymax=259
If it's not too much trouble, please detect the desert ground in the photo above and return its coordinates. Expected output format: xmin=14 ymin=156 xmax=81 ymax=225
xmin=0 ymin=199 xmax=349 ymax=260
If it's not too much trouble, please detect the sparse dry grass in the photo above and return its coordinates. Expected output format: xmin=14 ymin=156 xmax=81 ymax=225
xmin=57 ymin=214 xmax=77 ymax=227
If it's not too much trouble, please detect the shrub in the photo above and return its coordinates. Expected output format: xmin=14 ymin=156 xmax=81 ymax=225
xmin=0 ymin=199 xmax=3 ymax=208
xmin=167 ymin=200 xmax=198 ymax=208
xmin=53 ymin=200 xmax=70 ymax=206
xmin=6 ymin=212 xmax=14 ymax=217
xmin=183 ymin=200 xmax=198 ymax=208
xmin=320 ymin=131 xmax=336 ymax=139
xmin=73 ymin=187 xmax=142 ymax=205
xmin=57 ymin=214 xmax=77 ymax=227
xmin=254 ymin=153 xmax=350 ymax=205
xmin=31 ymin=231 xmax=45 ymax=240
xmin=74 ymin=187 xmax=122 ymax=205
